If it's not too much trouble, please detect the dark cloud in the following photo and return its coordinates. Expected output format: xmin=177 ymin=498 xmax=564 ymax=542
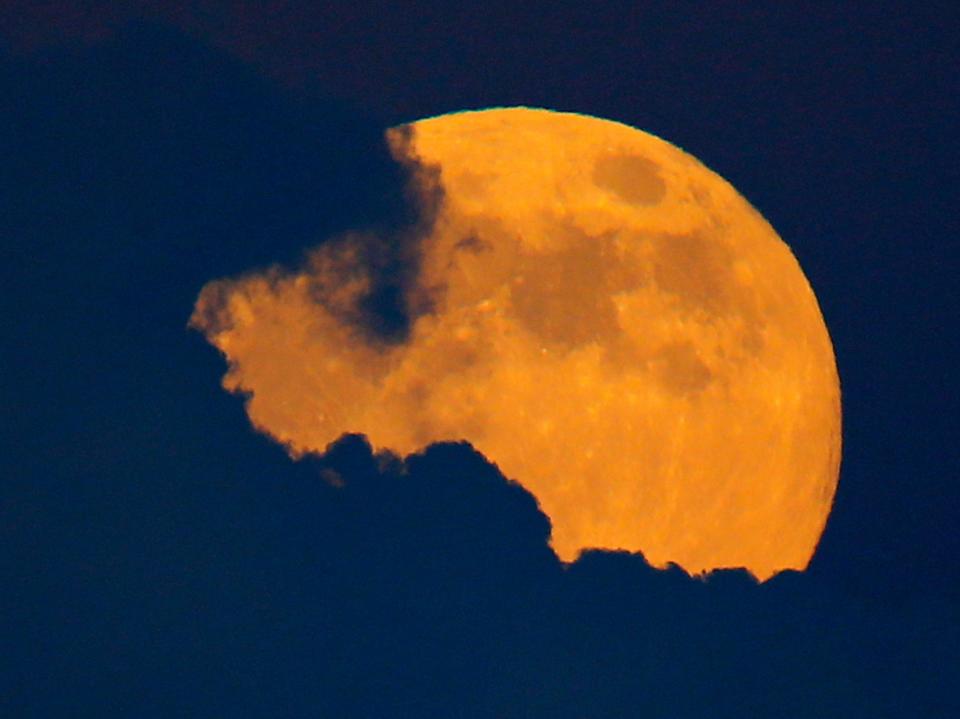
xmin=11 ymin=423 xmax=956 ymax=717
xmin=2 ymin=20 xmax=958 ymax=719
xmin=301 ymin=438 xmax=959 ymax=718
xmin=316 ymin=137 xmax=445 ymax=345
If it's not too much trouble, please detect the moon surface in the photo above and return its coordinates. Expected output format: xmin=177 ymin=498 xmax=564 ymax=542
xmin=192 ymin=107 xmax=841 ymax=580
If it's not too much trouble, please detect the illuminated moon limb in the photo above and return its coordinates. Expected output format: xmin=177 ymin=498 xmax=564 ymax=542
xmin=193 ymin=107 xmax=841 ymax=581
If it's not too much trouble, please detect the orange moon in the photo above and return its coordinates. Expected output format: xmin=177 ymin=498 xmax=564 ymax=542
xmin=192 ymin=107 xmax=841 ymax=580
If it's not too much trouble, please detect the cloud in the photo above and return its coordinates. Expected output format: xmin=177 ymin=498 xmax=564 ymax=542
xmin=189 ymin=121 xmax=447 ymax=465
xmin=222 ymin=436 xmax=960 ymax=717
xmin=294 ymin=437 xmax=960 ymax=718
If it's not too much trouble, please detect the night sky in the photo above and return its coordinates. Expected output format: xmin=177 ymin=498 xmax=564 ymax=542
xmin=2 ymin=3 xmax=958 ymax=716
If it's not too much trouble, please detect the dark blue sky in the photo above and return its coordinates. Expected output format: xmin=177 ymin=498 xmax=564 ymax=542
xmin=2 ymin=3 xmax=958 ymax=716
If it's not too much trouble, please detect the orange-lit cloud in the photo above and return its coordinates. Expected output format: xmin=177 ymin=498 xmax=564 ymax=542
xmin=191 ymin=126 xmax=442 ymax=457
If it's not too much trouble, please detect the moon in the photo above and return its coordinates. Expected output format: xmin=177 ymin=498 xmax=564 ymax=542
xmin=192 ymin=107 xmax=841 ymax=580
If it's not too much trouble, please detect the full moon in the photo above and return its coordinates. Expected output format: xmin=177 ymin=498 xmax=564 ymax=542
xmin=193 ymin=107 xmax=841 ymax=580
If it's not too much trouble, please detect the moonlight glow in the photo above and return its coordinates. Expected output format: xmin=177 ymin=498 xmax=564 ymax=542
xmin=192 ymin=108 xmax=841 ymax=580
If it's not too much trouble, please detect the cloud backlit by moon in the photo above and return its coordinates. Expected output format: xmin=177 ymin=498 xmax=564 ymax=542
xmin=191 ymin=107 xmax=841 ymax=580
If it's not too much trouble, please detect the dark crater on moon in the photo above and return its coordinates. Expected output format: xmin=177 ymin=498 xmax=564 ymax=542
xmin=593 ymin=153 xmax=666 ymax=206
xmin=503 ymin=217 xmax=767 ymax=396
xmin=509 ymin=233 xmax=622 ymax=349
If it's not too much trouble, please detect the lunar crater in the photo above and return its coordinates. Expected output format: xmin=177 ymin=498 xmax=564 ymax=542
xmin=652 ymin=342 xmax=714 ymax=395
xmin=453 ymin=234 xmax=492 ymax=254
xmin=593 ymin=152 xmax=667 ymax=206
